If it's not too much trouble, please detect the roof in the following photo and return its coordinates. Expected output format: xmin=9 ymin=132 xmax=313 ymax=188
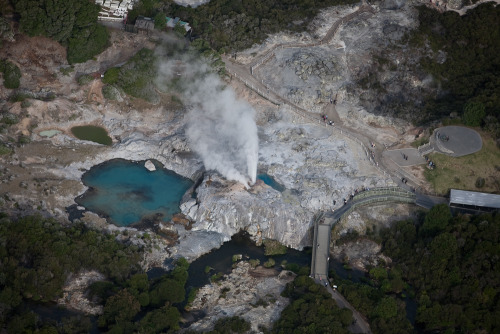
xmin=135 ymin=16 xmax=154 ymax=30
xmin=449 ymin=189 xmax=500 ymax=209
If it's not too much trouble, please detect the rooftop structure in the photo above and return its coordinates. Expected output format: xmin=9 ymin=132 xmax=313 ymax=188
xmin=450 ymin=189 xmax=500 ymax=212
xmin=96 ymin=0 xmax=137 ymax=22
xmin=166 ymin=17 xmax=191 ymax=32
xmin=135 ymin=16 xmax=154 ymax=34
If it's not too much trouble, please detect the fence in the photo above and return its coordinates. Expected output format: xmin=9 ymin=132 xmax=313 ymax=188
xmin=353 ymin=186 xmax=416 ymax=200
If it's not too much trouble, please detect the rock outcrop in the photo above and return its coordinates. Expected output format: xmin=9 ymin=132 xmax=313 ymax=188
xmin=187 ymin=261 xmax=295 ymax=332
xmin=144 ymin=159 xmax=156 ymax=171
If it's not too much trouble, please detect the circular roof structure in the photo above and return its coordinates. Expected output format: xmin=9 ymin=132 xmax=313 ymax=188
xmin=433 ymin=126 xmax=482 ymax=157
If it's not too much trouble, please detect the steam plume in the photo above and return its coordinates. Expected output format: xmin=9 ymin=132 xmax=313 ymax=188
xmin=155 ymin=45 xmax=258 ymax=186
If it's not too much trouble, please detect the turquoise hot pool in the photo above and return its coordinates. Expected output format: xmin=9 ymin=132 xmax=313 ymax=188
xmin=76 ymin=159 xmax=193 ymax=227
xmin=257 ymin=173 xmax=285 ymax=192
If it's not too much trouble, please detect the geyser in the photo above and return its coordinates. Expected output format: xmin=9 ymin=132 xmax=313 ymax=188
xmin=156 ymin=49 xmax=258 ymax=186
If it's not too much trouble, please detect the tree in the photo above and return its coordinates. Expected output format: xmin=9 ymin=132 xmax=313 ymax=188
xmin=173 ymin=22 xmax=187 ymax=37
xmin=420 ymin=204 xmax=452 ymax=237
xmin=0 ymin=59 xmax=21 ymax=89
xmin=14 ymin=0 xmax=77 ymax=42
xmin=463 ymin=101 xmax=486 ymax=127
xmin=154 ymin=12 xmax=166 ymax=29
xmin=13 ymin=0 xmax=108 ymax=63
xmin=100 ymin=289 xmax=140 ymax=327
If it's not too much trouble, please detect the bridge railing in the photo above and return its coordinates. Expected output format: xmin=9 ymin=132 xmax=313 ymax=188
xmin=310 ymin=211 xmax=325 ymax=277
xmin=337 ymin=195 xmax=417 ymax=223
xmin=353 ymin=187 xmax=416 ymax=200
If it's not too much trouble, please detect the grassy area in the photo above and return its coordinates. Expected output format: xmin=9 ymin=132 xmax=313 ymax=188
xmin=411 ymin=136 xmax=429 ymax=148
xmin=263 ymin=239 xmax=287 ymax=256
xmin=424 ymin=133 xmax=500 ymax=195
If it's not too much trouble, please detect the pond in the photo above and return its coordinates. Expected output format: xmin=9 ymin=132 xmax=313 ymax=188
xmin=76 ymin=159 xmax=193 ymax=227
xmin=257 ymin=173 xmax=285 ymax=192
xmin=39 ymin=129 xmax=62 ymax=138
xmin=71 ymin=125 xmax=112 ymax=146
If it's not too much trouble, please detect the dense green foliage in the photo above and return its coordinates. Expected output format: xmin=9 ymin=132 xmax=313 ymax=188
xmin=209 ymin=316 xmax=251 ymax=334
xmin=263 ymin=239 xmax=287 ymax=256
xmin=98 ymin=259 xmax=189 ymax=333
xmin=0 ymin=214 xmax=191 ymax=333
xmin=380 ymin=206 xmax=500 ymax=332
xmin=0 ymin=59 xmax=21 ymax=89
xmin=0 ymin=214 xmax=142 ymax=331
xmin=67 ymin=23 xmax=108 ymax=64
xmin=336 ymin=269 xmax=413 ymax=334
xmin=107 ymin=48 xmax=159 ymax=103
xmin=12 ymin=0 xmax=108 ymax=64
xmin=129 ymin=0 xmax=357 ymax=52
xmin=0 ymin=143 xmax=11 ymax=155
xmin=171 ymin=0 xmax=358 ymax=51
xmin=273 ymin=275 xmax=352 ymax=333
xmin=411 ymin=4 xmax=500 ymax=134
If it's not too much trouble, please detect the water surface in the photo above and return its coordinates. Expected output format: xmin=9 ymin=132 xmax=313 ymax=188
xmin=257 ymin=173 xmax=285 ymax=192
xmin=186 ymin=232 xmax=310 ymax=288
xmin=39 ymin=129 xmax=61 ymax=138
xmin=71 ymin=125 xmax=112 ymax=146
xmin=77 ymin=159 xmax=193 ymax=226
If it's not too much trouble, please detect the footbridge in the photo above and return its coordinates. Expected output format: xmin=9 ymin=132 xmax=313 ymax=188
xmin=310 ymin=186 xmax=427 ymax=280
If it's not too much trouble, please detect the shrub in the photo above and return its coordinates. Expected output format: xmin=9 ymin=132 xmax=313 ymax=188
xmin=59 ymin=66 xmax=74 ymax=76
xmin=219 ymin=287 xmax=230 ymax=299
xmin=284 ymin=262 xmax=300 ymax=273
xmin=0 ymin=143 xmax=11 ymax=155
xmin=263 ymin=258 xmax=275 ymax=268
xmin=21 ymin=100 xmax=31 ymax=108
xmin=103 ymin=67 xmax=120 ymax=85
xmin=211 ymin=316 xmax=251 ymax=334
xmin=463 ymin=101 xmax=486 ymax=127
xmin=210 ymin=272 xmax=223 ymax=282
xmin=263 ymin=239 xmax=287 ymax=256
xmin=185 ymin=287 xmax=198 ymax=308
xmin=77 ymin=74 xmax=93 ymax=86
xmin=17 ymin=135 xmax=31 ymax=145
xmin=249 ymin=259 xmax=260 ymax=268
xmin=154 ymin=12 xmax=166 ymax=29
xmin=114 ymin=48 xmax=158 ymax=103
xmin=475 ymin=177 xmax=485 ymax=188
xmin=1 ymin=113 xmax=18 ymax=125
xmin=0 ymin=59 xmax=21 ymax=89
xmin=232 ymin=254 xmax=242 ymax=263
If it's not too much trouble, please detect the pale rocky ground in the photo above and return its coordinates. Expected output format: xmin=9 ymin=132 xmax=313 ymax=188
xmin=173 ymin=0 xmax=210 ymax=7
xmin=187 ymin=262 xmax=295 ymax=332
xmin=332 ymin=202 xmax=423 ymax=270
xmin=0 ymin=0 xmax=447 ymax=325
xmin=58 ymin=270 xmax=106 ymax=315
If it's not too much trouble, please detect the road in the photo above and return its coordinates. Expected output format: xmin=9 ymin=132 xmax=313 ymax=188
xmin=323 ymin=282 xmax=373 ymax=334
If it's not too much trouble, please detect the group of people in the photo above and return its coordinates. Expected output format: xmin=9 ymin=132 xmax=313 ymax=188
xmin=424 ymin=155 xmax=436 ymax=169
xmin=402 ymin=153 xmax=409 ymax=161
xmin=321 ymin=114 xmax=334 ymax=126
xmin=437 ymin=132 xmax=449 ymax=142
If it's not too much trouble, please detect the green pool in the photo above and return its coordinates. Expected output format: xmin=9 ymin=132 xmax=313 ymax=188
xmin=71 ymin=125 xmax=112 ymax=146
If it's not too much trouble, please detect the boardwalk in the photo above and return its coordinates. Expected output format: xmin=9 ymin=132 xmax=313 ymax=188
xmin=310 ymin=186 xmax=446 ymax=282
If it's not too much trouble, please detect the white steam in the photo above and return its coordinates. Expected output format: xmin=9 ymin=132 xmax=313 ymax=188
xmin=155 ymin=48 xmax=258 ymax=186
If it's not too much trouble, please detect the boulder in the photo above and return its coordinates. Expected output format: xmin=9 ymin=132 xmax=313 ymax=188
xmin=144 ymin=160 xmax=156 ymax=171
